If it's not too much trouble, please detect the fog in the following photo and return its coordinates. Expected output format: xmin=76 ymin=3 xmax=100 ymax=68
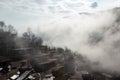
xmin=31 ymin=8 xmax=120 ymax=73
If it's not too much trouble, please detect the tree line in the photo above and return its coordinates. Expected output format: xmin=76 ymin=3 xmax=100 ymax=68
xmin=0 ymin=21 xmax=75 ymax=57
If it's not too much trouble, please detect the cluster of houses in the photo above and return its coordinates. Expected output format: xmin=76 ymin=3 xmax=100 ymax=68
xmin=0 ymin=45 xmax=119 ymax=80
xmin=0 ymin=46 xmax=67 ymax=80
xmin=0 ymin=55 xmax=41 ymax=80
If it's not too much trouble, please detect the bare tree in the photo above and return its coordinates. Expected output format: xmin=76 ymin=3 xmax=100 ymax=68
xmin=22 ymin=28 xmax=43 ymax=48
xmin=0 ymin=21 xmax=17 ymax=56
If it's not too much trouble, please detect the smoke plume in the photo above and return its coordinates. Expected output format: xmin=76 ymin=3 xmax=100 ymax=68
xmin=35 ymin=8 xmax=120 ymax=73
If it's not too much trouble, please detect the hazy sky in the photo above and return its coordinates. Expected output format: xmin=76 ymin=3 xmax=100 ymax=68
xmin=0 ymin=0 xmax=120 ymax=26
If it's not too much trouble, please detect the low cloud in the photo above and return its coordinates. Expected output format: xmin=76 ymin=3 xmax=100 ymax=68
xmin=35 ymin=8 xmax=120 ymax=73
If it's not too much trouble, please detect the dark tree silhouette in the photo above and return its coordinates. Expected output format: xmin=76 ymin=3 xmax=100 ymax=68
xmin=22 ymin=28 xmax=43 ymax=48
xmin=0 ymin=21 xmax=17 ymax=56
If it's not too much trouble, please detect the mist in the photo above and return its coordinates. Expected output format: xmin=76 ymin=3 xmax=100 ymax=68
xmin=31 ymin=8 xmax=120 ymax=73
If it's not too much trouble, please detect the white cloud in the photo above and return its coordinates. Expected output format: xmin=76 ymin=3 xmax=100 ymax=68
xmin=1 ymin=0 xmax=119 ymax=16
xmin=0 ymin=0 xmax=99 ymax=16
xmin=33 ymin=9 xmax=120 ymax=72
xmin=112 ymin=0 xmax=120 ymax=7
